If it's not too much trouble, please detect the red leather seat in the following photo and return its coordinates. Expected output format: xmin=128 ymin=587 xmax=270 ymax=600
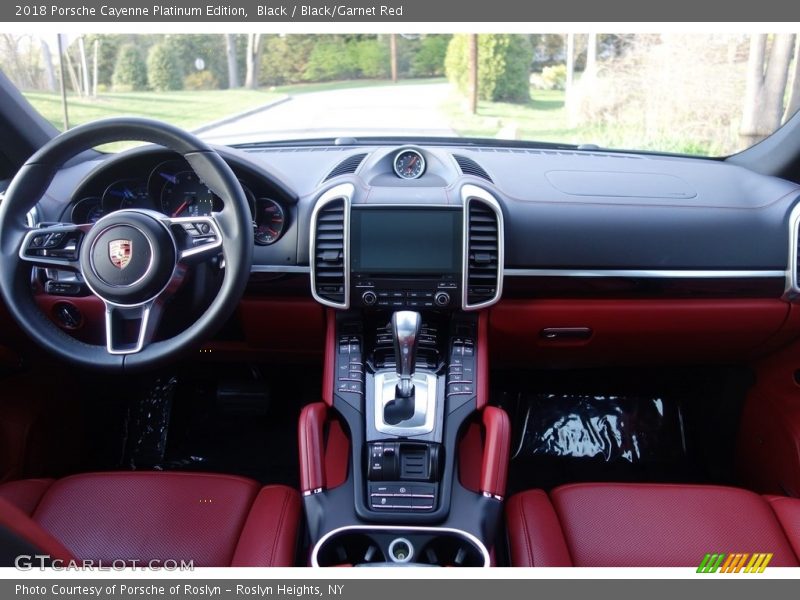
xmin=0 ymin=471 xmax=301 ymax=567
xmin=506 ymin=483 xmax=800 ymax=567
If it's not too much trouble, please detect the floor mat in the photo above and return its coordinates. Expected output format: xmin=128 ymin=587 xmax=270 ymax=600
xmin=508 ymin=392 xmax=690 ymax=493
xmin=119 ymin=363 xmax=320 ymax=487
xmin=498 ymin=368 xmax=749 ymax=494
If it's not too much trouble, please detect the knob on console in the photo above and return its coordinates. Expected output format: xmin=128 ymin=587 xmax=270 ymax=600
xmin=362 ymin=290 xmax=377 ymax=306
xmin=434 ymin=291 xmax=450 ymax=307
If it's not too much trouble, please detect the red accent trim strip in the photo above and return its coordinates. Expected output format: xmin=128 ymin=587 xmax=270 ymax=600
xmin=322 ymin=309 xmax=336 ymax=406
xmin=298 ymin=403 xmax=328 ymax=494
xmin=480 ymin=406 xmax=511 ymax=497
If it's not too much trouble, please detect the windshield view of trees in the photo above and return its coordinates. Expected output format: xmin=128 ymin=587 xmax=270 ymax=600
xmin=1 ymin=33 xmax=798 ymax=155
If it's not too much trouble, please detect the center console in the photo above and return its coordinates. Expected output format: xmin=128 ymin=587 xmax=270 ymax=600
xmin=302 ymin=182 xmax=508 ymax=567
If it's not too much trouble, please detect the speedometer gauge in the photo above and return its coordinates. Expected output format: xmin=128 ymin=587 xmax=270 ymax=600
xmin=393 ymin=148 xmax=426 ymax=180
xmin=160 ymin=171 xmax=215 ymax=218
xmin=254 ymin=198 xmax=286 ymax=245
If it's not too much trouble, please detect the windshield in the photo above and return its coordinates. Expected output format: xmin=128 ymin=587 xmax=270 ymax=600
xmin=2 ymin=32 xmax=800 ymax=155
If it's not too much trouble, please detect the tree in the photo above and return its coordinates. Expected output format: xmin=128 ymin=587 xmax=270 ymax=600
xmin=147 ymin=43 xmax=183 ymax=91
xmin=245 ymin=33 xmax=262 ymax=89
xmin=740 ymin=34 xmax=796 ymax=147
xmin=40 ymin=38 xmax=56 ymax=92
xmin=445 ymin=34 xmax=532 ymax=103
xmin=390 ymin=34 xmax=398 ymax=83
xmin=225 ymin=34 xmax=239 ymax=89
xmin=785 ymin=37 xmax=800 ymax=122
xmin=112 ymin=43 xmax=147 ymax=91
xmin=468 ymin=34 xmax=478 ymax=114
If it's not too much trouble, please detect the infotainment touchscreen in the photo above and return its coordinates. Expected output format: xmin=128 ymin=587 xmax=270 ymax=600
xmin=350 ymin=208 xmax=462 ymax=275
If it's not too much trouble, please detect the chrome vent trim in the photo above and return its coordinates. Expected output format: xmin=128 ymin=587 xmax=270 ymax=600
xmin=784 ymin=200 xmax=800 ymax=301
xmin=461 ymin=185 xmax=504 ymax=310
xmin=453 ymin=154 xmax=492 ymax=182
xmin=324 ymin=153 xmax=368 ymax=181
xmin=310 ymin=183 xmax=352 ymax=309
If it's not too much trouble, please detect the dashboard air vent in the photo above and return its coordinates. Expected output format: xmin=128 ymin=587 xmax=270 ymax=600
xmin=311 ymin=196 xmax=349 ymax=308
xmin=464 ymin=195 xmax=503 ymax=309
xmin=453 ymin=155 xmax=492 ymax=182
xmin=324 ymin=153 xmax=367 ymax=181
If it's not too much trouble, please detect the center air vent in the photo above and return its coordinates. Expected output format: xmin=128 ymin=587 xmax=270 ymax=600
xmin=453 ymin=155 xmax=492 ymax=182
xmin=310 ymin=187 xmax=351 ymax=309
xmin=463 ymin=189 xmax=503 ymax=310
xmin=324 ymin=153 xmax=368 ymax=181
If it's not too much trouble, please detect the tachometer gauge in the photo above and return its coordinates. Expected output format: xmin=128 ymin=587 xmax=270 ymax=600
xmin=160 ymin=171 xmax=216 ymax=218
xmin=102 ymin=179 xmax=151 ymax=211
xmin=254 ymin=198 xmax=286 ymax=245
xmin=70 ymin=197 xmax=104 ymax=224
xmin=393 ymin=148 xmax=426 ymax=180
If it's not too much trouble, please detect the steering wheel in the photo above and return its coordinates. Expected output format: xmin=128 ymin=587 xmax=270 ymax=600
xmin=0 ymin=117 xmax=253 ymax=372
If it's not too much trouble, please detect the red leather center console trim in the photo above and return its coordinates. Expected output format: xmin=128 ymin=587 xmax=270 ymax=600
xmin=299 ymin=403 xmax=328 ymax=494
xmin=480 ymin=406 xmax=511 ymax=498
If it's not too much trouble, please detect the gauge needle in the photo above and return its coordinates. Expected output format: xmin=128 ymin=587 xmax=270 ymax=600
xmin=407 ymin=156 xmax=418 ymax=172
xmin=172 ymin=198 xmax=192 ymax=217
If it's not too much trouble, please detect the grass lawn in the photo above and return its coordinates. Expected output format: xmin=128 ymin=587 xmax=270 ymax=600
xmin=23 ymin=89 xmax=283 ymax=132
xmin=442 ymin=88 xmax=578 ymax=143
xmin=441 ymin=86 xmax=722 ymax=155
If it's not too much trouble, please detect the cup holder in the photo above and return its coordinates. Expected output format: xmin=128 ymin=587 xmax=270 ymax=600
xmin=312 ymin=526 xmax=490 ymax=567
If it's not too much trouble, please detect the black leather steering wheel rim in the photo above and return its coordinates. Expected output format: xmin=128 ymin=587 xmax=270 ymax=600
xmin=0 ymin=117 xmax=254 ymax=372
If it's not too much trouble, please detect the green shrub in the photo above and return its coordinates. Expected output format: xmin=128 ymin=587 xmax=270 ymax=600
xmin=183 ymin=70 xmax=219 ymax=90
xmin=410 ymin=35 xmax=450 ymax=77
xmin=446 ymin=34 xmax=532 ymax=103
xmin=111 ymin=44 xmax=147 ymax=91
xmin=260 ymin=35 xmax=316 ymax=85
xmin=302 ymin=38 xmax=358 ymax=81
xmin=354 ymin=39 xmax=390 ymax=78
xmin=164 ymin=35 xmax=226 ymax=90
xmin=147 ymin=43 xmax=183 ymax=91
xmin=539 ymin=64 xmax=567 ymax=90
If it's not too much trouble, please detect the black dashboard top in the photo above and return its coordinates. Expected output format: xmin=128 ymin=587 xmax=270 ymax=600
xmin=31 ymin=140 xmax=800 ymax=277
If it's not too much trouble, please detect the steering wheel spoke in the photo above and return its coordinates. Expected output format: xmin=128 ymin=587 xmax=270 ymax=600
xmin=103 ymin=299 xmax=164 ymax=355
xmin=165 ymin=215 xmax=223 ymax=265
xmin=19 ymin=223 xmax=90 ymax=271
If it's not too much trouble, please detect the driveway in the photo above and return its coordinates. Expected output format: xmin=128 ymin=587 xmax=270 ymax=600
xmin=198 ymin=82 xmax=457 ymax=143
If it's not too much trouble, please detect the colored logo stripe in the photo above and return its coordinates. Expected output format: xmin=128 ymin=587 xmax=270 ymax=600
xmin=697 ymin=553 xmax=772 ymax=573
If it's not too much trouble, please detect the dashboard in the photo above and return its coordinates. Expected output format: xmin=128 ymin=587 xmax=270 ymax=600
xmin=12 ymin=136 xmax=800 ymax=368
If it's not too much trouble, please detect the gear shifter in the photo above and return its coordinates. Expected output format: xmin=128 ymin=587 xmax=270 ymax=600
xmin=384 ymin=311 xmax=421 ymax=425
xmin=392 ymin=311 xmax=421 ymax=397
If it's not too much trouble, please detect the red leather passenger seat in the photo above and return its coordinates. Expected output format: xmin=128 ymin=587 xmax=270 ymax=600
xmin=506 ymin=483 xmax=800 ymax=567
xmin=0 ymin=471 xmax=301 ymax=567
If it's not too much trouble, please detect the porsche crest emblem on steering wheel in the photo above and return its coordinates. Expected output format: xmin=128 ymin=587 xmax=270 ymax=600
xmin=109 ymin=239 xmax=132 ymax=270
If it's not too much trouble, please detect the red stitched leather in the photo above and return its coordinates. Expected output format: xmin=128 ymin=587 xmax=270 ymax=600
xmin=0 ymin=478 xmax=53 ymax=515
xmin=322 ymin=309 xmax=336 ymax=406
xmin=506 ymin=490 xmax=572 ymax=566
xmin=554 ymin=483 xmax=800 ymax=566
xmin=766 ymin=495 xmax=800 ymax=562
xmin=0 ymin=498 xmax=75 ymax=562
xmin=0 ymin=473 xmax=301 ymax=567
xmin=32 ymin=472 xmax=260 ymax=566
xmin=299 ymin=403 xmax=328 ymax=493
xmin=231 ymin=485 xmax=302 ymax=567
xmin=480 ymin=407 xmax=510 ymax=497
